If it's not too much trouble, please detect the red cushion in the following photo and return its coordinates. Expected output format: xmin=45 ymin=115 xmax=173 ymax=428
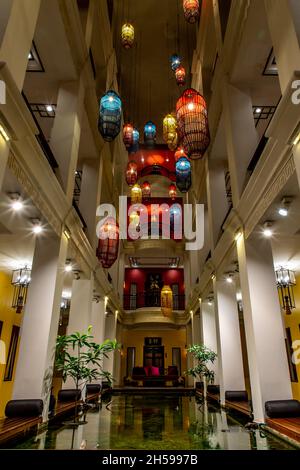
xmin=144 ymin=366 xmax=152 ymax=376
xmin=151 ymin=366 xmax=160 ymax=376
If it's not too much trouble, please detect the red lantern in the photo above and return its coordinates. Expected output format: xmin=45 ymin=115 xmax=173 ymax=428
xmin=175 ymin=66 xmax=186 ymax=86
xmin=183 ymin=0 xmax=200 ymax=24
xmin=96 ymin=217 xmax=119 ymax=269
xmin=175 ymin=147 xmax=187 ymax=162
xmin=142 ymin=181 xmax=151 ymax=200
xmin=126 ymin=161 xmax=138 ymax=186
xmin=123 ymin=123 xmax=134 ymax=149
xmin=176 ymin=88 xmax=210 ymax=160
xmin=169 ymin=184 xmax=177 ymax=200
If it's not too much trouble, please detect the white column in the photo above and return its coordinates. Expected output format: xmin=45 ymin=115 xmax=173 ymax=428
xmin=90 ymin=298 xmax=106 ymax=345
xmin=191 ymin=311 xmax=202 ymax=387
xmin=67 ymin=277 xmax=94 ymax=335
xmin=0 ymin=134 xmax=10 ymax=190
xmin=214 ymin=279 xmax=246 ymax=405
xmin=265 ymin=0 xmax=300 ymax=94
xmin=206 ymin=160 xmax=229 ymax=248
xmin=222 ymin=81 xmax=259 ymax=205
xmin=292 ymin=143 xmax=300 ymax=189
xmin=49 ymin=80 xmax=85 ymax=202
xmin=13 ymin=231 xmax=68 ymax=421
xmin=0 ymin=0 xmax=41 ymax=90
xmin=237 ymin=233 xmax=292 ymax=423
xmin=201 ymin=301 xmax=219 ymax=384
xmin=186 ymin=321 xmax=194 ymax=387
xmin=103 ymin=312 xmax=117 ymax=379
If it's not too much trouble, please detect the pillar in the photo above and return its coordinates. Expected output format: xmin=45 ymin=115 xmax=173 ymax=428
xmin=186 ymin=321 xmax=194 ymax=387
xmin=201 ymin=301 xmax=219 ymax=385
xmin=206 ymin=160 xmax=229 ymax=248
xmin=265 ymin=0 xmax=300 ymax=94
xmin=0 ymin=0 xmax=41 ymax=90
xmin=222 ymin=81 xmax=259 ymax=206
xmin=214 ymin=279 xmax=246 ymax=405
xmin=237 ymin=233 xmax=292 ymax=423
xmin=90 ymin=298 xmax=106 ymax=345
xmin=292 ymin=142 xmax=300 ymax=190
xmin=103 ymin=311 xmax=117 ymax=381
xmin=191 ymin=311 xmax=202 ymax=386
xmin=13 ymin=231 xmax=68 ymax=421
xmin=49 ymin=80 xmax=85 ymax=202
xmin=0 ymin=134 xmax=10 ymax=190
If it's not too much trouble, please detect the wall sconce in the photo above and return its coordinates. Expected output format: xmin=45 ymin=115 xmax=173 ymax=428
xmin=276 ymin=267 xmax=297 ymax=315
xmin=11 ymin=266 xmax=31 ymax=313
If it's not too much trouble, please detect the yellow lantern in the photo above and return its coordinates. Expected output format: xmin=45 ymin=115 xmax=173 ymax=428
xmin=163 ymin=114 xmax=178 ymax=151
xmin=161 ymin=285 xmax=173 ymax=317
xmin=131 ymin=184 xmax=142 ymax=204
xmin=121 ymin=23 xmax=135 ymax=49
xmin=129 ymin=211 xmax=140 ymax=227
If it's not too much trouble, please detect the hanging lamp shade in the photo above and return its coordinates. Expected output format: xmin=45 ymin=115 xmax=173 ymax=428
xmin=176 ymin=88 xmax=210 ymax=160
xmin=163 ymin=114 xmax=178 ymax=151
xmin=144 ymin=121 xmax=156 ymax=147
xmin=169 ymin=183 xmax=177 ymax=200
xmin=126 ymin=161 xmax=138 ymax=186
xmin=176 ymin=156 xmax=192 ymax=193
xmin=175 ymin=146 xmax=187 ymax=162
xmin=123 ymin=123 xmax=134 ymax=149
xmin=183 ymin=0 xmax=200 ymax=24
xmin=131 ymin=184 xmax=142 ymax=204
xmin=142 ymin=181 xmax=151 ymax=200
xmin=121 ymin=23 xmax=135 ymax=48
xmin=128 ymin=128 xmax=140 ymax=154
xmin=161 ymin=285 xmax=173 ymax=317
xmin=175 ymin=66 xmax=186 ymax=86
xmin=170 ymin=54 xmax=181 ymax=71
xmin=98 ymin=90 xmax=122 ymax=142
xmin=129 ymin=211 xmax=140 ymax=228
xmin=96 ymin=217 xmax=119 ymax=269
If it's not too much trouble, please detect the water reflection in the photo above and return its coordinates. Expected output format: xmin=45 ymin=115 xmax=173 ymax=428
xmin=5 ymin=394 xmax=296 ymax=450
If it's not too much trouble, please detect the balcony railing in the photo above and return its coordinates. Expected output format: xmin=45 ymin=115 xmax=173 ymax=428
xmin=123 ymin=292 xmax=185 ymax=311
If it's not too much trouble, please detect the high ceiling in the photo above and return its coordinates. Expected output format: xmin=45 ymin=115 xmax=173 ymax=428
xmin=112 ymin=0 xmax=198 ymax=142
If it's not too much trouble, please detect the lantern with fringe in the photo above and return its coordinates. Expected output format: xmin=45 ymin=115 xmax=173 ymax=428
xmin=96 ymin=217 xmax=119 ymax=268
xmin=176 ymin=88 xmax=210 ymax=160
xmin=128 ymin=128 xmax=140 ymax=153
xmin=170 ymin=54 xmax=181 ymax=71
xmin=175 ymin=146 xmax=187 ymax=162
xmin=176 ymin=156 xmax=192 ymax=193
xmin=123 ymin=123 xmax=134 ymax=149
xmin=161 ymin=285 xmax=173 ymax=317
xmin=121 ymin=23 xmax=135 ymax=48
xmin=126 ymin=161 xmax=138 ymax=186
xmin=169 ymin=183 xmax=177 ymax=200
xmin=183 ymin=0 xmax=200 ymax=24
xmin=142 ymin=181 xmax=151 ymax=200
xmin=98 ymin=90 xmax=122 ymax=142
xmin=163 ymin=114 xmax=178 ymax=151
xmin=175 ymin=66 xmax=186 ymax=86
xmin=144 ymin=121 xmax=156 ymax=147
xmin=131 ymin=184 xmax=142 ymax=204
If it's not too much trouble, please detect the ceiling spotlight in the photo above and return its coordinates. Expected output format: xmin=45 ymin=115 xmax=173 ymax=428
xmin=65 ymin=264 xmax=72 ymax=273
xmin=8 ymin=193 xmax=23 ymax=211
xmin=278 ymin=197 xmax=293 ymax=217
xmin=263 ymin=221 xmax=273 ymax=238
xmin=12 ymin=200 xmax=23 ymax=211
xmin=226 ymin=276 xmax=233 ymax=284
xmin=46 ymin=105 xmax=53 ymax=113
xmin=278 ymin=207 xmax=288 ymax=217
xmin=255 ymin=107 xmax=262 ymax=114
xmin=28 ymin=52 xmax=33 ymax=59
xmin=32 ymin=219 xmax=43 ymax=234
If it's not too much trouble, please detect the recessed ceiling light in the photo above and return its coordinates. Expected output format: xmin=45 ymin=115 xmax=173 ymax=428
xmin=65 ymin=264 xmax=72 ymax=272
xmin=46 ymin=105 xmax=53 ymax=113
xmin=278 ymin=207 xmax=288 ymax=217
xmin=226 ymin=276 xmax=233 ymax=283
xmin=28 ymin=52 xmax=33 ymax=59
xmin=33 ymin=224 xmax=42 ymax=234
xmin=12 ymin=200 xmax=23 ymax=211
xmin=263 ymin=228 xmax=273 ymax=238
xmin=255 ymin=108 xmax=262 ymax=113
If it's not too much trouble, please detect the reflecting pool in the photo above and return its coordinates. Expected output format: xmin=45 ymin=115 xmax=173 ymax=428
xmin=2 ymin=394 xmax=297 ymax=450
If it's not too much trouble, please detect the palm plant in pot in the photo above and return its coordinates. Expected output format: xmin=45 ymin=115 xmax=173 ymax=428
xmin=55 ymin=326 xmax=119 ymax=425
xmin=185 ymin=344 xmax=217 ymax=397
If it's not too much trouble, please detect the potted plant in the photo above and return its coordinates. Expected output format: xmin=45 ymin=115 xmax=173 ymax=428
xmin=55 ymin=326 xmax=119 ymax=425
xmin=185 ymin=344 xmax=217 ymax=397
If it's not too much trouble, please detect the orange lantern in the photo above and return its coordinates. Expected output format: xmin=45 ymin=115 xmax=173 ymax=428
xmin=161 ymin=285 xmax=173 ymax=317
xmin=175 ymin=66 xmax=186 ymax=86
xmin=183 ymin=0 xmax=200 ymax=24
xmin=169 ymin=183 xmax=177 ymax=200
xmin=96 ymin=217 xmax=119 ymax=268
xmin=131 ymin=184 xmax=142 ymax=204
xmin=142 ymin=181 xmax=151 ymax=200
xmin=123 ymin=123 xmax=134 ymax=149
xmin=175 ymin=147 xmax=187 ymax=162
xmin=126 ymin=161 xmax=138 ymax=186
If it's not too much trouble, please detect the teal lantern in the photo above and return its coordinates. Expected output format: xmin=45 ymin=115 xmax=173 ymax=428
xmin=171 ymin=54 xmax=181 ymax=71
xmin=176 ymin=156 xmax=192 ymax=193
xmin=98 ymin=90 xmax=122 ymax=142
xmin=144 ymin=121 xmax=156 ymax=147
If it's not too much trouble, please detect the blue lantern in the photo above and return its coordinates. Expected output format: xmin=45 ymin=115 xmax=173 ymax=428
xmin=128 ymin=128 xmax=140 ymax=154
xmin=98 ymin=90 xmax=122 ymax=142
xmin=170 ymin=54 xmax=181 ymax=71
xmin=176 ymin=156 xmax=192 ymax=193
xmin=144 ymin=121 xmax=156 ymax=147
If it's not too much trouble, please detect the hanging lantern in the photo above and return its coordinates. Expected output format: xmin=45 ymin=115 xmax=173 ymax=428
xmin=175 ymin=66 xmax=186 ymax=86
xmin=176 ymin=88 xmax=210 ymax=160
xmin=276 ymin=268 xmax=297 ymax=315
xmin=121 ymin=23 xmax=135 ymax=49
xmin=176 ymin=156 xmax=192 ymax=193
xmin=170 ymin=54 xmax=181 ymax=71
xmin=183 ymin=0 xmax=200 ymax=24
xmin=131 ymin=184 xmax=142 ymax=204
xmin=96 ymin=217 xmax=119 ymax=269
xmin=163 ymin=114 xmax=178 ymax=151
xmin=169 ymin=183 xmax=177 ymax=200
xmin=142 ymin=181 xmax=151 ymax=200
xmin=126 ymin=161 xmax=138 ymax=186
xmin=11 ymin=266 xmax=31 ymax=313
xmin=128 ymin=128 xmax=140 ymax=153
xmin=175 ymin=146 xmax=187 ymax=162
xmin=161 ymin=285 xmax=173 ymax=317
xmin=98 ymin=90 xmax=122 ymax=142
xmin=144 ymin=121 xmax=156 ymax=147
xmin=129 ymin=211 xmax=140 ymax=228
xmin=123 ymin=123 xmax=134 ymax=149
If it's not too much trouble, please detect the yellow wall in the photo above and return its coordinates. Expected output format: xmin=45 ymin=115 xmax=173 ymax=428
xmin=0 ymin=271 xmax=22 ymax=418
xmin=120 ymin=328 xmax=187 ymax=381
xmin=285 ymin=274 xmax=300 ymax=400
